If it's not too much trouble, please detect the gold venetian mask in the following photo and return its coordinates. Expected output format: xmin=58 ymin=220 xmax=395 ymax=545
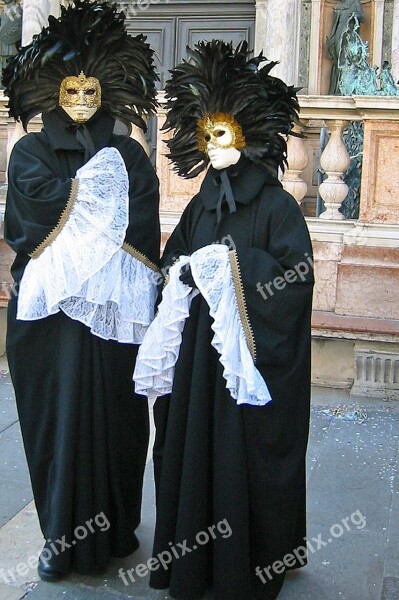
xmin=59 ymin=71 xmax=101 ymax=123
xmin=197 ymin=112 xmax=246 ymax=154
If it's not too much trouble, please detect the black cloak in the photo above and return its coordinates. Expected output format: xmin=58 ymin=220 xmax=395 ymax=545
xmin=149 ymin=156 xmax=314 ymax=600
xmin=4 ymin=107 xmax=160 ymax=574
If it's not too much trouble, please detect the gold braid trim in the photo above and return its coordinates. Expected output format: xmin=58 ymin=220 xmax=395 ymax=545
xmin=122 ymin=243 xmax=160 ymax=273
xmin=229 ymin=250 xmax=257 ymax=363
xmin=29 ymin=178 xmax=79 ymax=259
xmin=163 ymin=273 xmax=170 ymax=289
xmin=162 ymin=255 xmax=181 ymax=289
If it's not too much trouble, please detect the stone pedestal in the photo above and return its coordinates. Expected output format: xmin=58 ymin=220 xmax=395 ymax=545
xmin=359 ymin=119 xmax=399 ymax=223
xmin=351 ymin=342 xmax=399 ymax=400
xmin=309 ymin=217 xmax=399 ymax=398
xmin=336 ymin=244 xmax=399 ymax=319
xmin=311 ymin=337 xmax=355 ymax=389
xmin=310 ymin=220 xmax=399 ymax=319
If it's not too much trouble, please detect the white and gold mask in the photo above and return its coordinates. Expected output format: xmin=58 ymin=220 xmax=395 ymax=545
xmin=59 ymin=71 xmax=101 ymax=123
xmin=197 ymin=112 xmax=245 ymax=154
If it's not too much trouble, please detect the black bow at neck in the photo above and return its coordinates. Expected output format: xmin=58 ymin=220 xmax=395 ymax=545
xmin=214 ymin=169 xmax=236 ymax=223
xmin=66 ymin=121 xmax=96 ymax=162
xmin=199 ymin=155 xmax=282 ymax=222
xmin=42 ymin=107 xmax=115 ymax=161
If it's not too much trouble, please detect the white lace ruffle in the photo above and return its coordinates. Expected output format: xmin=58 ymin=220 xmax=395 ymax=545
xmin=134 ymin=245 xmax=272 ymax=406
xmin=133 ymin=256 xmax=198 ymax=399
xmin=59 ymin=248 xmax=158 ymax=342
xmin=17 ymin=147 xmax=158 ymax=343
xmin=191 ymin=244 xmax=271 ymax=405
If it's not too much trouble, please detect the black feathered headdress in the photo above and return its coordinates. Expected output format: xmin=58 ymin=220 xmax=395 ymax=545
xmin=2 ymin=0 xmax=158 ymax=131
xmin=162 ymin=40 xmax=300 ymax=178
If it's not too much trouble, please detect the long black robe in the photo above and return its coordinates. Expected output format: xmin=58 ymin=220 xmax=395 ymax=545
xmin=5 ymin=108 xmax=160 ymax=574
xmin=150 ymin=157 xmax=314 ymax=600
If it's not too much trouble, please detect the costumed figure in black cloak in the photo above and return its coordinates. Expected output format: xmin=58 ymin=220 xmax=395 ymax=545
xmin=134 ymin=40 xmax=314 ymax=600
xmin=3 ymin=0 xmax=160 ymax=581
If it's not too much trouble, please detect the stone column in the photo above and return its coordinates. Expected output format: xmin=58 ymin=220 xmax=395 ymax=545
xmin=255 ymin=0 xmax=301 ymax=86
xmin=308 ymin=0 xmax=322 ymax=94
xmin=22 ymin=0 xmax=60 ymax=46
xmin=372 ymin=0 xmax=385 ymax=70
xmin=392 ymin=0 xmax=399 ymax=82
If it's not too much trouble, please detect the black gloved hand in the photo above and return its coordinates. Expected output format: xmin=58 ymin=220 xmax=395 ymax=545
xmin=179 ymin=264 xmax=197 ymax=290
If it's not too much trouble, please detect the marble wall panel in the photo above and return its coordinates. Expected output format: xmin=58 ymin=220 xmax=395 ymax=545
xmin=360 ymin=120 xmax=399 ymax=224
xmin=336 ymin=262 xmax=399 ymax=318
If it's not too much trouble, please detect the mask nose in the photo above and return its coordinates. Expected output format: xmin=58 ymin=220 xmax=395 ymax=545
xmin=206 ymin=134 xmax=217 ymax=151
xmin=78 ymin=88 xmax=87 ymax=106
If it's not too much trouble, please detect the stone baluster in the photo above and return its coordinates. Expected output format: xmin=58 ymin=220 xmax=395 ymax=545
xmin=282 ymin=123 xmax=309 ymax=205
xmin=318 ymin=119 xmax=350 ymax=220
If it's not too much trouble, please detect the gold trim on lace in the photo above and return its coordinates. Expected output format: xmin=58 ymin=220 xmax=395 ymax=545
xmin=122 ymin=243 xmax=160 ymax=273
xmin=29 ymin=178 xmax=79 ymax=259
xmin=229 ymin=249 xmax=257 ymax=363
xmin=162 ymin=255 xmax=181 ymax=289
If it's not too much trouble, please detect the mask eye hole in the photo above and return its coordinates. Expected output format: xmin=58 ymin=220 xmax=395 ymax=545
xmin=204 ymin=134 xmax=211 ymax=142
xmin=66 ymin=88 xmax=78 ymax=95
xmin=85 ymin=89 xmax=96 ymax=96
xmin=215 ymin=129 xmax=225 ymax=138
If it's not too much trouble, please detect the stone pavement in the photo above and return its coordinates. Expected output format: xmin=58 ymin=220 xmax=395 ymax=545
xmin=0 ymin=353 xmax=398 ymax=600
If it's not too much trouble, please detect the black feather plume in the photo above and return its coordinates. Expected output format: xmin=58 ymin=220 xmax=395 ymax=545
xmin=163 ymin=40 xmax=299 ymax=178
xmin=2 ymin=0 xmax=158 ymax=130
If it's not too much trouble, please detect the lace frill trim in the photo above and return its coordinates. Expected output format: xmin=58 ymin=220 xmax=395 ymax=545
xmin=134 ymin=245 xmax=272 ymax=406
xmin=17 ymin=147 xmax=157 ymax=342
xmin=59 ymin=248 xmax=158 ymax=343
xmin=191 ymin=245 xmax=270 ymax=405
xmin=133 ymin=256 xmax=198 ymax=399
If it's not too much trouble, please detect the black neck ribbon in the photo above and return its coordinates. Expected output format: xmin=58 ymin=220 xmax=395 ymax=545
xmin=214 ymin=169 xmax=237 ymax=223
xmin=67 ymin=122 xmax=96 ymax=162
